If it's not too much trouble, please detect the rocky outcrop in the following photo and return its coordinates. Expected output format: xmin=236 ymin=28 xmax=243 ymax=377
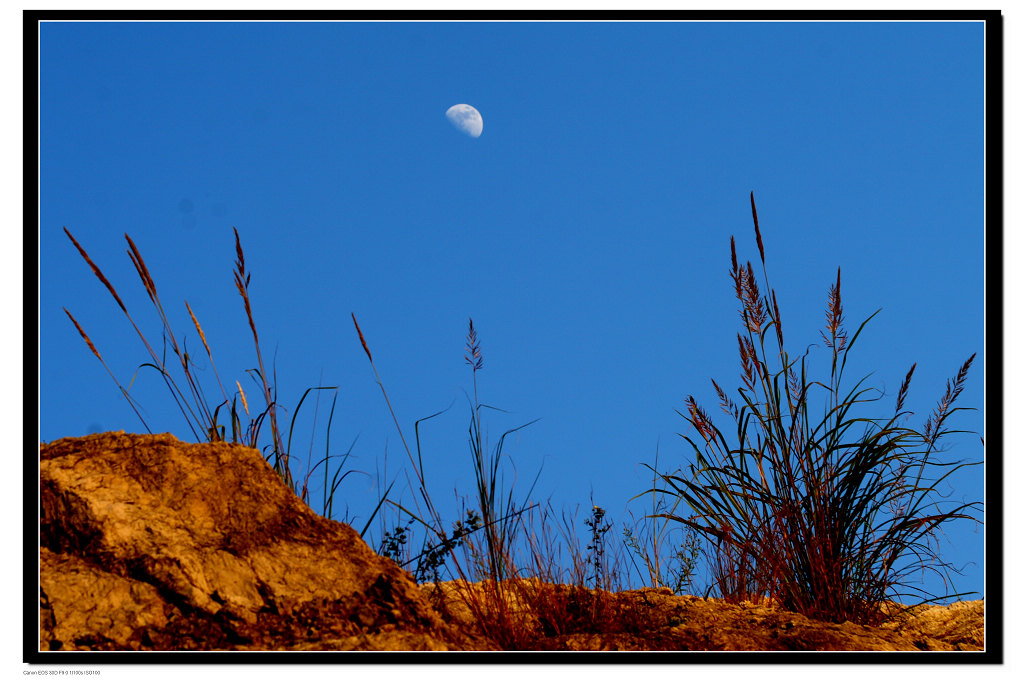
xmin=39 ymin=432 xmax=486 ymax=651
xmin=420 ymin=581 xmax=985 ymax=651
xmin=37 ymin=431 xmax=985 ymax=652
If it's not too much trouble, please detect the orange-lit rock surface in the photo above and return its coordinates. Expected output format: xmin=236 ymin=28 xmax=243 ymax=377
xmin=38 ymin=432 xmax=983 ymax=652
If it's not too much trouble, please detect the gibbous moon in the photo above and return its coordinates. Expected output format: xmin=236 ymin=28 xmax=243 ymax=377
xmin=445 ymin=104 xmax=483 ymax=138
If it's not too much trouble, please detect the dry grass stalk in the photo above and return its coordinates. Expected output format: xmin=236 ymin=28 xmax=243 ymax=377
xmin=62 ymin=228 xmax=128 ymax=314
xmin=352 ymin=313 xmax=372 ymax=362
xmin=464 ymin=317 xmax=482 ymax=370
xmin=232 ymin=229 xmax=259 ymax=345
xmin=125 ymin=234 xmax=158 ymax=303
xmin=771 ymin=289 xmax=784 ymax=350
xmin=742 ymin=263 xmax=767 ymax=333
xmin=896 ymin=363 xmax=917 ymax=414
xmin=230 ymin=227 xmax=287 ymax=479
xmin=685 ymin=396 xmax=716 ymax=447
xmin=63 ymin=307 xmax=102 ymax=362
xmin=185 ymin=300 xmax=229 ymax=408
xmin=236 ymin=380 xmax=250 ymax=416
xmin=185 ymin=301 xmax=210 ymax=358
xmin=63 ymin=227 xmax=205 ymax=439
xmin=923 ymin=353 xmax=976 ymax=443
xmin=62 ymin=307 xmax=151 ymax=432
xmin=711 ymin=377 xmax=737 ymax=419
xmin=63 ymin=226 xmax=365 ymax=520
xmin=822 ymin=266 xmax=848 ymax=352
xmin=750 ymin=190 xmax=765 ymax=265
xmin=350 ymin=311 xmax=439 ymax=536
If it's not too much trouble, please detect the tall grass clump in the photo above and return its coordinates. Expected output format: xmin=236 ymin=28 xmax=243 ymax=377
xmin=63 ymin=228 xmax=367 ymax=525
xmin=462 ymin=318 xmax=541 ymax=581
xmin=649 ymin=193 xmax=981 ymax=625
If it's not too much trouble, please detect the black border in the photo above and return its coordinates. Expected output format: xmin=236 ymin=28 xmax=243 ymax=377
xmin=25 ymin=8 xmax=1004 ymax=666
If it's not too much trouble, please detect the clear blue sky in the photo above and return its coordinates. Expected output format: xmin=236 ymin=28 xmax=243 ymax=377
xmin=39 ymin=20 xmax=986 ymax=602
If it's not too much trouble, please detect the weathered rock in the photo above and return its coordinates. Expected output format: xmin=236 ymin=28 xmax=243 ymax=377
xmin=39 ymin=431 xmax=488 ymax=651
xmin=37 ymin=431 xmax=985 ymax=652
xmin=419 ymin=580 xmax=985 ymax=651
xmin=878 ymin=599 xmax=985 ymax=651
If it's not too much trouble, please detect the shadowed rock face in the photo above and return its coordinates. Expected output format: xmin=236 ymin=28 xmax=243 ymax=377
xmin=39 ymin=432 xmax=484 ymax=651
xmin=37 ymin=432 xmax=984 ymax=653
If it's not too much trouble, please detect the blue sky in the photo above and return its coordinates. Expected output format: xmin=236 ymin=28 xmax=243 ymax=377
xmin=39 ymin=20 xmax=986 ymax=602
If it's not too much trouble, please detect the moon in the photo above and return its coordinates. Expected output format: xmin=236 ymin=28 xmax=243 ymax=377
xmin=445 ymin=104 xmax=483 ymax=138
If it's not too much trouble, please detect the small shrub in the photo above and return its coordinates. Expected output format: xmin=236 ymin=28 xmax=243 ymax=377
xmin=378 ymin=524 xmax=410 ymax=565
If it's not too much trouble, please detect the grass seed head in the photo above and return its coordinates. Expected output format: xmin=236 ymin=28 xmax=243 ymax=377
xmin=820 ymin=267 xmax=848 ymax=353
xmin=352 ymin=313 xmax=372 ymax=362
xmin=63 ymin=227 xmax=129 ymax=315
xmin=236 ymin=380 xmax=250 ymax=416
xmin=64 ymin=308 xmax=103 ymax=361
xmin=750 ymin=191 xmax=765 ymax=265
xmin=896 ymin=363 xmax=916 ymax=414
xmin=741 ymin=263 xmax=767 ymax=333
xmin=125 ymin=234 xmax=158 ymax=302
xmin=185 ymin=301 xmax=212 ymax=358
xmin=465 ymin=317 xmax=483 ymax=370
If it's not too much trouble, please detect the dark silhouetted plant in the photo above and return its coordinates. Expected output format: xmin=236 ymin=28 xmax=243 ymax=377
xmin=584 ymin=505 xmax=612 ymax=591
xmin=378 ymin=509 xmax=484 ymax=583
xmin=379 ymin=524 xmax=410 ymax=564
xmin=649 ymin=193 xmax=981 ymax=625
